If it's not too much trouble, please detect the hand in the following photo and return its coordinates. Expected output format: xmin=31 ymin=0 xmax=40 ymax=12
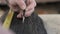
xmin=0 ymin=24 xmax=14 ymax=34
xmin=8 ymin=0 xmax=36 ymax=18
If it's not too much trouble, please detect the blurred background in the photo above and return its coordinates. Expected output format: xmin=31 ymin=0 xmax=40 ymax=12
xmin=0 ymin=0 xmax=60 ymax=17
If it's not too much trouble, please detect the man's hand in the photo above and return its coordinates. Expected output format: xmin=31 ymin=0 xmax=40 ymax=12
xmin=8 ymin=0 xmax=36 ymax=18
xmin=0 ymin=24 xmax=14 ymax=34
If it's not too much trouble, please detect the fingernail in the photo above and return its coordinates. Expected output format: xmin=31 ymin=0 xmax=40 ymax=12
xmin=17 ymin=15 xmax=22 ymax=18
xmin=17 ymin=15 xmax=19 ymax=18
xmin=17 ymin=15 xmax=19 ymax=17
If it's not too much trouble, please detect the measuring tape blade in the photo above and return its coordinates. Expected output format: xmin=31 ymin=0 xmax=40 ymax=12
xmin=3 ymin=9 xmax=14 ymax=29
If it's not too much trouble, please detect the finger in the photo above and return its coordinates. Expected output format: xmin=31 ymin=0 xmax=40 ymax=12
xmin=9 ymin=4 xmax=19 ymax=12
xmin=26 ymin=0 xmax=36 ymax=11
xmin=17 ymin=10 xmax=23 ymax=18
xmin=16 ymin=0 xmax=26 ymax=10
xmin=8 ymin=0 xmax=19 ymax=12
xmin=25 ymin=8 xmax=34 ymax=17
xmin=8 ymin=0 xmax=16 ymax=5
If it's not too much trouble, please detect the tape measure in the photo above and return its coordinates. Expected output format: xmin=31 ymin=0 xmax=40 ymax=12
xmin=3 ymin=9 xmax=14 ymax=29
